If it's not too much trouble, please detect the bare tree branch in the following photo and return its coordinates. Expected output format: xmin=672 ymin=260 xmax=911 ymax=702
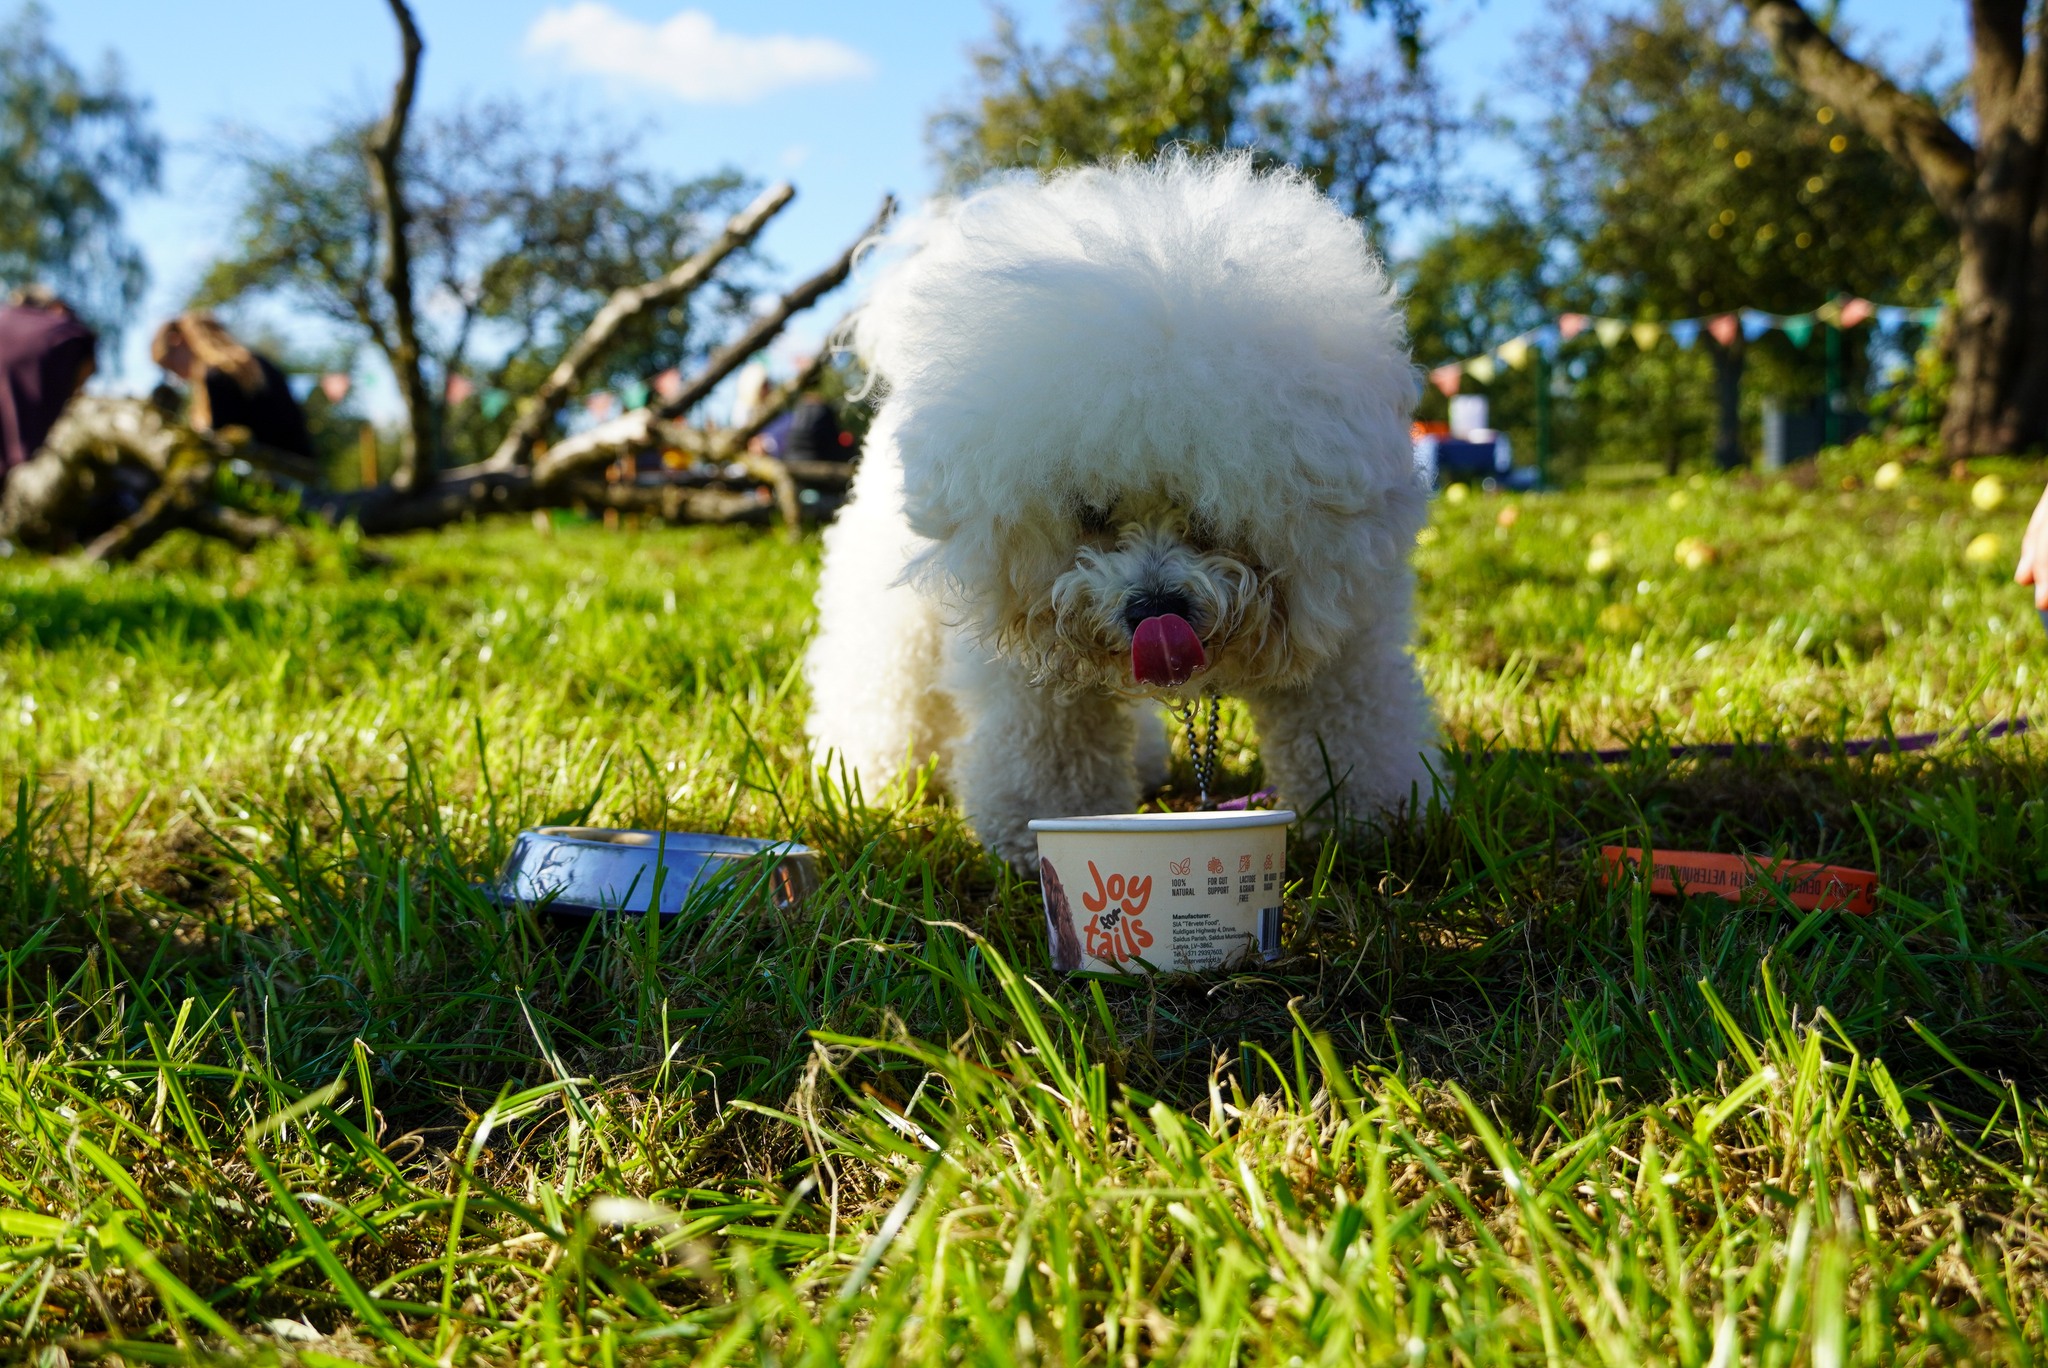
xmin=1738 ymin=0 xmax=1978 ymax=221
xmin=649 ymin=196 xmax=894 ymax=424
xmin=530 ymin=198 xmax=889 ymax=488
xmin=480 ymin=180 xmax=796 ymax=473
xmin=366 ymin=0 xmax=434 ymax=489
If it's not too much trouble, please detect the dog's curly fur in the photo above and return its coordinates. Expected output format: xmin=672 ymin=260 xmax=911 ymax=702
xmin=805 ymin=153 xmax=1436 ymax=868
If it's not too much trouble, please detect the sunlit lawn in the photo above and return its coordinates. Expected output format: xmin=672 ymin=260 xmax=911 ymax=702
xmin=2 ymin=443 xmax=2045 ymax=1363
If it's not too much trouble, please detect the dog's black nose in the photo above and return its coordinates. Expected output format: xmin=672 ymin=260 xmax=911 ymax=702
xmin=1123 ymin=591 xmax=1193 ymax=634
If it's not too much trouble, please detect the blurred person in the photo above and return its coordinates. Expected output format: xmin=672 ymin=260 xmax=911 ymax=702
xmin=753 ymin=388 xmax=853 ymax=462
xmin=0 ymin=285 xmax=98 ymax=480
xmin=730 ymin=360 xmax=772 ymax=429
xmin=150 ymin=311 xmax=313 ymax=458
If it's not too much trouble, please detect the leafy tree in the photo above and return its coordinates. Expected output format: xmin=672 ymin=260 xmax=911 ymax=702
xmin=1738 ymin=0 xmax=2048 ymax=457
xmin=931 ymin=0 xmax=1451 ymax=236
xmin=0 ymin=2 xmax=160 ymax=335
xmin=199 ymin=104 xmax=760 ymax=470
xmin=1537 ymin=0 xmax=1952 ymax=466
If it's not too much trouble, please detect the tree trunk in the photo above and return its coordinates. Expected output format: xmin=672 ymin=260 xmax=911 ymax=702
xmin=1711 ymin=337 xmax=1745 ymax=470
xmin=1738 ymin=0 xmax=2048 ymax=458
xmin=366 ymin=0 xmax=435 ymax=489
xmin=1943 ymin=166 xmax=2048 ymax=455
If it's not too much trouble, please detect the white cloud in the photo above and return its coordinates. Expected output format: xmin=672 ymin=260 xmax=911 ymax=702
xmin=524 ymin=4 xmax=873 ymax=104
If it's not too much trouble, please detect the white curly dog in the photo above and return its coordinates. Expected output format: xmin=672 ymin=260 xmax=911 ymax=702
xmin=805 ymin=154 xmax=1435 ymax=869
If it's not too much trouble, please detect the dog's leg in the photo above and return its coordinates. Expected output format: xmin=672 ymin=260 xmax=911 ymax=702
xmin=804 ymin=431 xmax=958 ymax=797
xmin=946 ymin=648 xmax=1138 ymax=870
xmin=1244 ymin=599 xmax=1437 ymax=830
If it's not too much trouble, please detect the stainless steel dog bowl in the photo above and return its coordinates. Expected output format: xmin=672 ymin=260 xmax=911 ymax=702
xmin=493 ymin=826 xmax=817 ymax=919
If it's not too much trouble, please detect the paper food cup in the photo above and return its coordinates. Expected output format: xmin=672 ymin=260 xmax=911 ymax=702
xmin=1028 ymin=810 xmax=1295 ymax=973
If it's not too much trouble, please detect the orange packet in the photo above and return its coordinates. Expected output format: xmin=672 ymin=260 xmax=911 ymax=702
xmin=1599 ymin=846 xmax=1877 ymax=915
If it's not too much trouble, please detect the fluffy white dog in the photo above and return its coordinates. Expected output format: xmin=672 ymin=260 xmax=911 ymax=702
xmin=805 ymin=154 xmax=1435 ymax=869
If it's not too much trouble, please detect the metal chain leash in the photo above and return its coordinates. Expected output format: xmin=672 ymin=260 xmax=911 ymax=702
xmin=1174 ymin=693 xmax=1221 ymax=809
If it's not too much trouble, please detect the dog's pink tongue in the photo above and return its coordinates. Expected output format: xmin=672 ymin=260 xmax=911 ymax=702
xmin=1131 ymin=613 xmax=1207 ymax=687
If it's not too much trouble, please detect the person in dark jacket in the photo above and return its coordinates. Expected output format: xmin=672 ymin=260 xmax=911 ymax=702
xmin=0 ymin=286 xmax=98 ymax=482
xmin=754 ymin=391 xmax=855 ymax=462
xmin=150 ymin=311 xmax=313 ymax=458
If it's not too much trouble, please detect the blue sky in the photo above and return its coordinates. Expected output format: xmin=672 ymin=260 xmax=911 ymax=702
xmin=46 ymin=0 xmax=1964 ymax=412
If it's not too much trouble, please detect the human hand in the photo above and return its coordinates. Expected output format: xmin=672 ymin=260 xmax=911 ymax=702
xmin=2017 ymin=482 xmax=2048 ymax=610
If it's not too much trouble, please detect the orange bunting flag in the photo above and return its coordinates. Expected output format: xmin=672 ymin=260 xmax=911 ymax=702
xmin=653 ymin=367 xmax=684 ymax=401
xmin=1558 ymin=313 xmax=1589 ymax=340
xmin=1429 ymin=363 xmax=1462 ymax=397
xmin=319 ymin=373 xmax=352 ymax=404
xmin=1706 ymin=313 xmax=1741 ymax=347
xmin=586 ymin=391 xmax=617 ymax=420
xmin=445 ymin=374 xmax=476 ymax=406
xmin=1838 ymin=297 xmax=1875 ymax=328
xmin=1599 ymin=846 xmax=1877 ymax=915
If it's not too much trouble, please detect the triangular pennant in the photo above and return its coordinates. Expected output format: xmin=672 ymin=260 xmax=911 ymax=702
xmin=1781 ymin=315 xmax=1815 ymax=347
xmin=1668 ymin=319 xmax=1701 ymax=349
xmin=1497 ymin=336 xmax=1532 ymax=371
xmin=1630 ymin=321 xmax=1663 ymax=351
xmin=1466 ymin=355 xmax=1498 ymax=384
xmin=1558 ymin=313 xmax=1589 ymax=340
xmin=320 ymin=372 xmax=352 ymax=403
xmin=1429 ymin=363 xmax=1462 ymax=397
xmin=1875 ymin=305 xmax=1909 ymax=330
xmin=1707 ymin=314 xmax=1741 ymax=347
xmin=586 ymin=391 xmax=618 ymax=420
xmin=1838 ymin=297 xmax=1875 ymax=328
xmin=1594 ymin=317 xmax=1628 ymax=348
xmin=1814 ymin=298 xmax=1842 ymax=325
xmin=622 ymin=380 xmax=651 ymax=410
xmin=480 ymin=388 xmax=511 ymax=421
xmin=287 ymin=373 xmax=316 ymax=402
xmin=653 ymin=367 xmax=685 ymax=401
xmin=1740 ymin=309 xmax=1774 ymax=341
xmin=1534 ymin=323 xmax=1562 ymax=357
xmin=1918 ymin=306 xmax=1945 ymax=326
xmin=445 ymin=373 xmax=476 ymax=405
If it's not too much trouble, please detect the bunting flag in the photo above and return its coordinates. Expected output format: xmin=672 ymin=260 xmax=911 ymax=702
xmin=653 ymin=367 xmax=685 ymax=401
xmin=446 ymin=373 xmax=476 ymax=405
xmin=480 ymin=389 xmax=511 ymax=421
xmin=586 ymin=391 xmax=618 ymax=420
xmin=319 ymin=372 xmax=352 ymax=404
xmin=286 ymin=374 xmax=316 ymax=402
xmin=622 ymin=380 xmax=651 ymax=411
xmin=1419 ymin=299 xmax=1946 ymax=390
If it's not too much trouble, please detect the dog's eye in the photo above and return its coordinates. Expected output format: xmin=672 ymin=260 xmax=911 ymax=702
xmin=1076 ymin=502 xmax=1114 ymax=534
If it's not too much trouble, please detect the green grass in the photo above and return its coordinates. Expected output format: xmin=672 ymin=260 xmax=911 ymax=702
xmin=3 ymin=447 xmax=2047 ymax=1364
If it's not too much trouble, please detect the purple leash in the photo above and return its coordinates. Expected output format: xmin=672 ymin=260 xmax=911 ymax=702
xmin=1211 ymin=717 xmax=2031 ymax=809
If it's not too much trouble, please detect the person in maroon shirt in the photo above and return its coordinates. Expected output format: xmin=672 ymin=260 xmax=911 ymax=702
xmin=0 ymin=286 xmax=98 ymax=483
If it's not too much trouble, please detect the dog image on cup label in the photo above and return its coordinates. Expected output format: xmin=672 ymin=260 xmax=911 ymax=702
xmin=1038 ymin=858 xmax=1084 ymax=971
